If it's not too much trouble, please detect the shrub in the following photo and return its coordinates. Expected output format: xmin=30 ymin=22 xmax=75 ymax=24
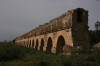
xmin=0 ymin=43 xmax=31 ymax=61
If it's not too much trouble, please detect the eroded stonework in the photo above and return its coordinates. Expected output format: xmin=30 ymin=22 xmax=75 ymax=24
xmin=15 ymin=8 xmax=90 ymax=54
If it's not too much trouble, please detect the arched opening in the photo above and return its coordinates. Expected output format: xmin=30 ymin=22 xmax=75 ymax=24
xmin=56 ymin=35 xmax=65 ymax=54
xmin=28 ymin=40 xmax=30 ymax=47
xmin=40 ymin=38 xmax=44 ymax=51
xmin=77 ymin=8 xmax=83 ymax=22
xmin=29 ymin=40 xmax=31 ymax=48
xmin=32 ymin=40 xmax=34 ymax=48
xmin=46 ymin=37 xmax=52 ymax=53
xmin=35 ymin=39 xmax=39 ymax=50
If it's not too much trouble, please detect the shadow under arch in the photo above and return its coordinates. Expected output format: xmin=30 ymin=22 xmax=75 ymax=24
xmin=46 ymin=37 xmax=52 ymax=53
xmin=35 ymin=39 xmax=39 ymax=50
xmin=29 ymin=40 xmax=31 ymax=48
xmin=27 ymin=40 xmax=30 ymax=48
xmin=32 ymin=40 xmax=34 ymax=48
xmin=26 ymin=41 xmax=28 ymax=47
xmin=56 ymin=35 xmax=65 ymax=54
xmin=40 ymin=38 xmax=44 ymax=51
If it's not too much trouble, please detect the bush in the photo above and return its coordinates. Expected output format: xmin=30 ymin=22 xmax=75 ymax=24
xmin=0 ymin=43 xmax=100 ymax=66
xmin=0 ymin=43 xmax=31 ymax=61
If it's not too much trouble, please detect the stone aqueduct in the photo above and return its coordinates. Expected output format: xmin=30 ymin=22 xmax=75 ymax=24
xmin=15 ymin=8 xmax=90 ymax=54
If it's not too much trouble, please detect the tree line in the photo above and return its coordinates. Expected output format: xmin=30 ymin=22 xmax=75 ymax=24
xmin=89 ymin=21 xmax=100 ymax=45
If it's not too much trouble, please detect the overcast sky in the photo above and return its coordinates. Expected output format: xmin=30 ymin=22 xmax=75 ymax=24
xmin=0 ymin=0 xmax=100 ymax=41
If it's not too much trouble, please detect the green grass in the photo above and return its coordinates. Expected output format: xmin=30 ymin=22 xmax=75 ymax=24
xmin=0 ymin=42 xmax=100 ymax=66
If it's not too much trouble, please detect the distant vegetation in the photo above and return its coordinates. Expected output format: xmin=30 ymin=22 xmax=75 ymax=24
xmin=89 ymin=21 xmax=100 ymax=45
xmin=0 ymin=42 xmax=100 ymax=66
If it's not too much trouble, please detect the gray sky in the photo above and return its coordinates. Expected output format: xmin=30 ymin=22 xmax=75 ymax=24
xmin=0 ymin=0 xmax=100 ymax=41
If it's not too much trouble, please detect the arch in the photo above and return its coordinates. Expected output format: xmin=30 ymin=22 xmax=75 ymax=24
xmin=28 ymin=40 xmax=29 ymax=44
xmin=46 ymin=37 xmax=52 ymax=53
xmin=40 ymin=38 xmax=44 ymax=51
xmin=29 ymin=40 xmax=31 ymax=48
xmin=56 ymin=35 xmax=65 ymax=54
xmin=35 ymin=39 xmax=39 ymax=50
xmin=32 ymin=40 xmax=34 ymax=48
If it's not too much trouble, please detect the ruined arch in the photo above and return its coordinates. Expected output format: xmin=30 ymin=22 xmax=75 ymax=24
xmin=40 ymin=38 xmax=44 ymax=51
xmin=32 ymin=40 xmax=34 ymax=48
xmin=27 ymin=41 xmax=29 ymax=47
xmin=46 ymin=37 xmax=52 ymax=53
xmin=29 ymin=40 xmax=31 ymax=48
xmin=56 ymin=35 xmax=65 ymax=54
xmin=35 ymin=39 xmax=39 ymax=50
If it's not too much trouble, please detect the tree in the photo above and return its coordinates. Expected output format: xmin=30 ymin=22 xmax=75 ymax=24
xmin=89 ymin=21 xmax=100 ymax=45
xmin=95 ymin=21 xmax=100 ymax=31
xmin=94 ymin=21 xmax=100 ymax=44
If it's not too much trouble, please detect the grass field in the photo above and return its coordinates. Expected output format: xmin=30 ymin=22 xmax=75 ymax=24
xmin=0 ymin=42 xmax=100 ymax=66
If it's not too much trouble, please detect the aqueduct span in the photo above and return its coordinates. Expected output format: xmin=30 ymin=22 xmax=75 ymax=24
xmin=15 ymin=8 xmax=90 ymax=54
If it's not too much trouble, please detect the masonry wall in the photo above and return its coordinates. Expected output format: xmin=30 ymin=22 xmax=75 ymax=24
xmin=71 ymin=8 xmax=90 ymax=47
